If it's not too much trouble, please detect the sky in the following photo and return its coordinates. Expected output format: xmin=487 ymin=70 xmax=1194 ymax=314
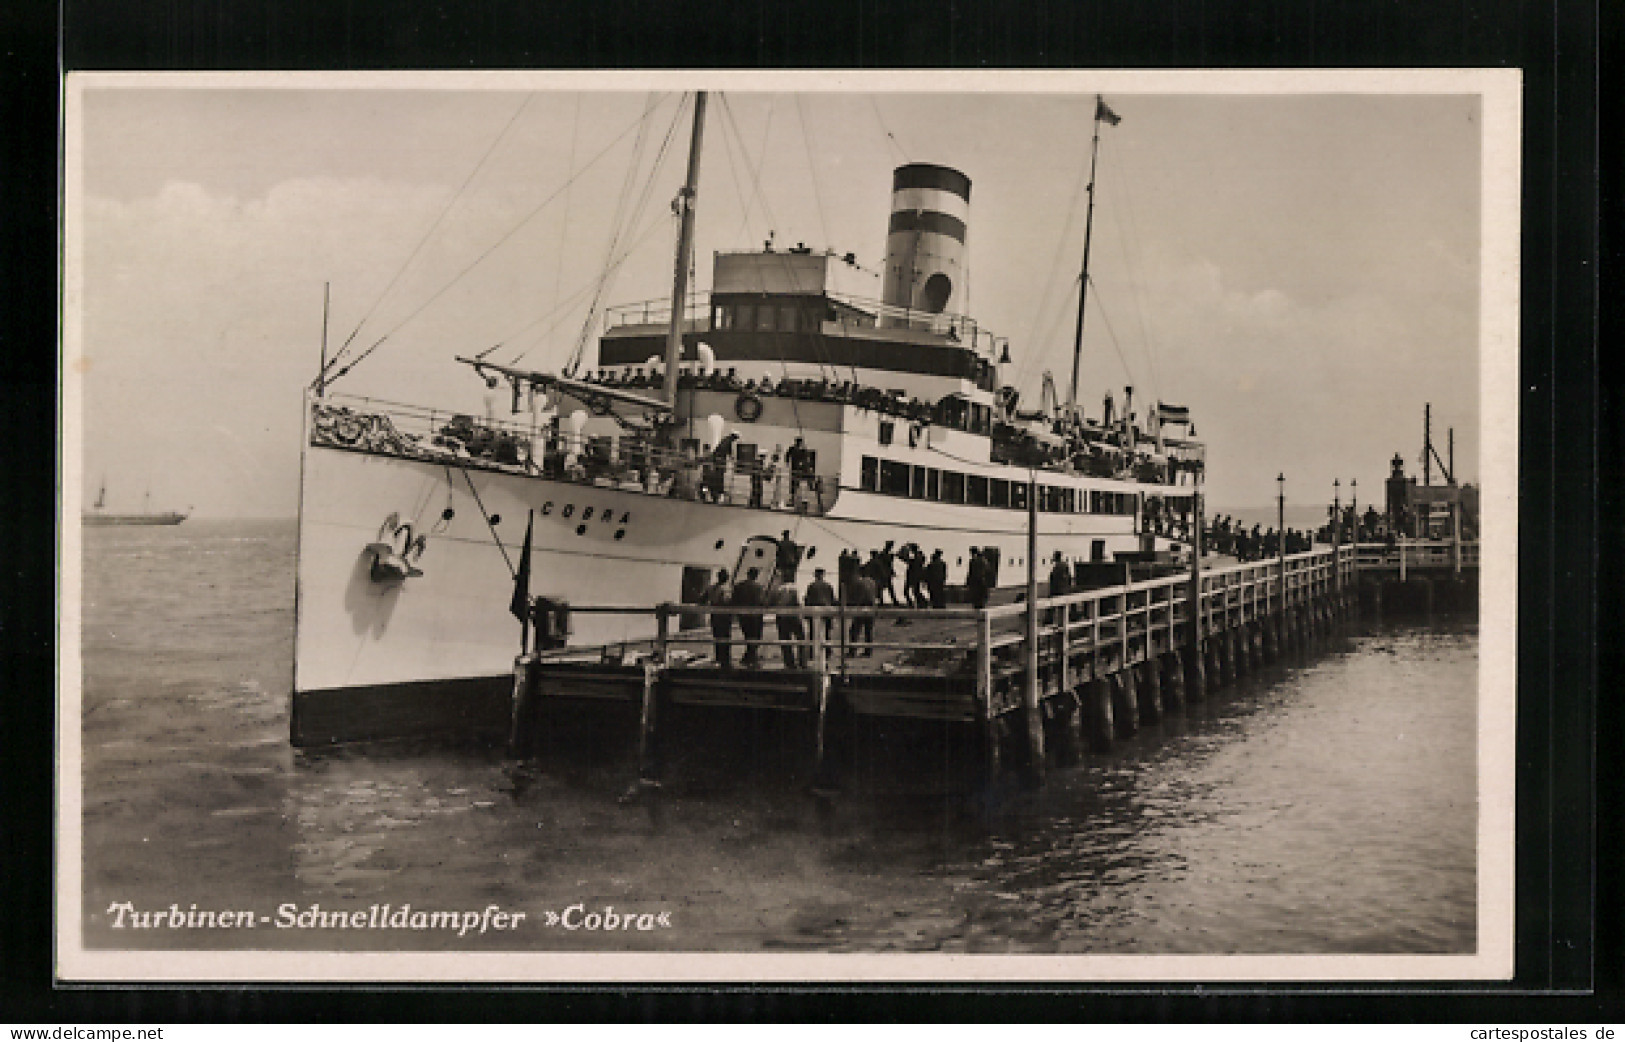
xmin=67 ymin=75 xmax=1499 ymax=519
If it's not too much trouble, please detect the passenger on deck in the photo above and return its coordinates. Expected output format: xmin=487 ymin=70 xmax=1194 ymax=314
xmin=925 ymin=549 xmax=948 ymax=610
xmin=704 ymin=570 xmax=734 ymax=669
xmin=775 ymin=530 xmax=803 ymax=583
xmin=786 ymin=438 xmax=813 ymax=499
xmin=748 ymin=454 xmax=766 ymax=508
xmin=732 ymin=567 xmax=766 ymax=668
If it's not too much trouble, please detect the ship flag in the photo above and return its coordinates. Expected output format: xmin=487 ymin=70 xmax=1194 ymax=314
xmin=510 ymin=510 xmax=534 ymax=623
xmin=1096 ymin=98 xmax=1122 ymax=126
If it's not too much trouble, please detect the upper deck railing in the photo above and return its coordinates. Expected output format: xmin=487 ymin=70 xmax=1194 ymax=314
xmin=603 ymin=289 xmax=1002 ymax=359
xmin=307 ymin=392 xmax=837 ymax=515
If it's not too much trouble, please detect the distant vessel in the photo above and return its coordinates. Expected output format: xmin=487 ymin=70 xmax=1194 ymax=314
xmin=83 ymin=481 xmax=189 ymax=527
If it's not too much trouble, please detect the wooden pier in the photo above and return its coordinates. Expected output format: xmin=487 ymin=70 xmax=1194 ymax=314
xmin=507 ymin=541 xmax=1461 ymax=795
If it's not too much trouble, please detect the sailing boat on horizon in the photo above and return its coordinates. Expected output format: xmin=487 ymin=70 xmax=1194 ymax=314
xmin=83 ymin=478 xmax=190 ymax=527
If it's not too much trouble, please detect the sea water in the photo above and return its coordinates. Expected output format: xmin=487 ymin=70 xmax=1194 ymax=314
xmin=77 ymin=520 xmax=1476 ymax=953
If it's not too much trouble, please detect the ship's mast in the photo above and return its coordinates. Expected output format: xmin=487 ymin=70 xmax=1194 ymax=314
xmin=1066 ymin=95 xmax=1108 ymax=416
xmin=661 ymin=92 xmax=708 ymax=409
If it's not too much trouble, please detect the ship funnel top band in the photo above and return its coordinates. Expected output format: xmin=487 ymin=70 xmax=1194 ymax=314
xmin=892 ymin=163 xmax=971 ymax=201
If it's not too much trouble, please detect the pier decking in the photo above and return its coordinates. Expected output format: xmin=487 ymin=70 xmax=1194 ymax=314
xmin=507 ymin=541 xmax=1477 ymax=793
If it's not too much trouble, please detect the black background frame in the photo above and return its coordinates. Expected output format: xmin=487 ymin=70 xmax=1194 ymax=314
xmin=3 ymin=0 xmax=1609 ymax=1022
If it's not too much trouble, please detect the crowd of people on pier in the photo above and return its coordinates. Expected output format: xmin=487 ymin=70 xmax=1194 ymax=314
xmin=696 ymin=533 xmax=1164 ymax=669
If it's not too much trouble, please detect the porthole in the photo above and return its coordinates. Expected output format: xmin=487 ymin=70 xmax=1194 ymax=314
xmin=805 ymin=546 xmax=816 ymax=558
xmin=489 ymin=514 xmax=501 ymax=526
xmin=563 ymin=504 xmax=575 ymax=519
xmin=583 ymin=507 xmax=594 ymax=520
xmin=602 ymin=510 xmax=614 ymax=523
xmin=614 ymin=529 xmax=626 ymax=541
xmin=575 ymin=524 xmax=587 ymax=536
xmin=714 ymin=539 xmax=725 ymax=550
xmin=755 ymin=548 xmax=765 ymax=558
xmin=541 ymin=502 xmax=554 ymax=516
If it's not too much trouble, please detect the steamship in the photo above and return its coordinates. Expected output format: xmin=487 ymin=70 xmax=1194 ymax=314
xmin=83 ymin=481 xmax=189 ymax=527
xmin=293 ymin=92 xmax=1205 ymax=726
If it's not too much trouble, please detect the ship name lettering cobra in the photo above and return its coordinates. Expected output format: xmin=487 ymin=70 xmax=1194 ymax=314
xmin=536 ymin=502 xmax=631 ymax=525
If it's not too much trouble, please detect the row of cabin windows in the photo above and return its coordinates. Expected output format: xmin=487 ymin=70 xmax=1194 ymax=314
xmin=711 ymin=300 xmax=878 ymax=333
xmin=859 ymin=456 xmax=1137 ymax=515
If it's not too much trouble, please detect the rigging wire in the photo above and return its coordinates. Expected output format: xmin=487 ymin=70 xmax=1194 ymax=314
xmin=1086 ymin=272 xmax=1139 ymax=392
xmin=1103 ymin=142 xmax=1162 ymax=403
xmin=486 ymin=206 xmax=675 ymax=368
xmin=1012 ymin=130 xmax=1093 ymax=398
xmin=868 ymin=96 xmax=911 ymax=164
xmin=318 ymin=93 xmax=535 ymax=383
xmin=721 ymin=94 xmax=780 ymax=243
xmin=561 ymin=93 xmax=663 ymax=374
xmin=551 ymin=94 xmax=582 ymax=336
xmin=794 ymin=94 xmax=833 ymax=250
xmin=560 ymin=93 xmax=688 ymax=373
xmin=323 ymin=94 xmax=675 ymax=387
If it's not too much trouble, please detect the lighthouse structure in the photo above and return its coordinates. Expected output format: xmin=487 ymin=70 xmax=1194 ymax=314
xmin=881 ymin=163 xmax=972 ymax=324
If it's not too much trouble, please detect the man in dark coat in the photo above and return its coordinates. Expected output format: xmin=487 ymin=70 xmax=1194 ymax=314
xmin=845 ymin=569 xmax=877 ymax=655
xmin=924 ymin=549 xmax=948 ymax=609
xmin=966 ymin=549 xmax=991 ymax=610
xmin=1047 ymin=551 xmax=1072 ymax=626
xmin=704 ymin=569 xmax=734 ymax=669
xmin=775 ymin=529 xmax=802 ymax=583
xmin=904 ymin=545 xmax=928 ymax=610
xmin=804 ymin=566 xmax=837 ymax=641
xmin=771 ymin=582 xmax=806 ymax=669
xmin=731 ymin=567 xmax=767 ymax=668
xmin=875 ymin=540 xmax=900 ymax=606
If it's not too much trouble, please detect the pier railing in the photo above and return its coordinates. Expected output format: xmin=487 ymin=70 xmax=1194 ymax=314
xmin=1351 ymin=539 xmax=1480 ymax=575
xmin=525 ymin=548 xmax=1356 ymax=686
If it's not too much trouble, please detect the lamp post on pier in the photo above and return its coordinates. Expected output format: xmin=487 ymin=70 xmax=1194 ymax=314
xmin=1350 ymin=479 xmax=1358 ymax=541
xmin=1276 ymin=473 xmax=1287 ymax=615
xmin=1332 ymin=478 xmax=1342 ymax=594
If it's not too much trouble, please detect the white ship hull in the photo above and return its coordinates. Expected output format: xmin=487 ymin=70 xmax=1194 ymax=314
xmin=293 ymin=439 xmax=1155 ymax=706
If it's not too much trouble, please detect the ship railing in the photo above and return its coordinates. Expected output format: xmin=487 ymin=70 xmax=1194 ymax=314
xmin=308 ymin=392 xmax=838 ymax=516
xmin=602 ymin=290 xmax=1000 ymax=357
xmin=604 ymin=292 xmax=712 ymax=330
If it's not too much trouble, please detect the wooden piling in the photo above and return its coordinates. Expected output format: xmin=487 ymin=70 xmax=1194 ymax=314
xmin=976 ymin=611 xmax=1000 ymax=786
xmin=1139 ymin=657 xmax=1163 ymax=724
xmin=636 ymin=659 xmax=663 ymax=788
xmin=1162 ymin=652 xmax=1186 ymax=713
xmin=1110 ymin=669 xmax=1138 ymax=738
xmin=1182 ymin=643 xmax=1206 ymax=703
xmin=507 ymin=653 xmax=538 ymax=758
xmin=1204 ymin=638 xmax=1222 ymax=691
xmin=1049 ymin=690 xmax=1086 ymax=767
